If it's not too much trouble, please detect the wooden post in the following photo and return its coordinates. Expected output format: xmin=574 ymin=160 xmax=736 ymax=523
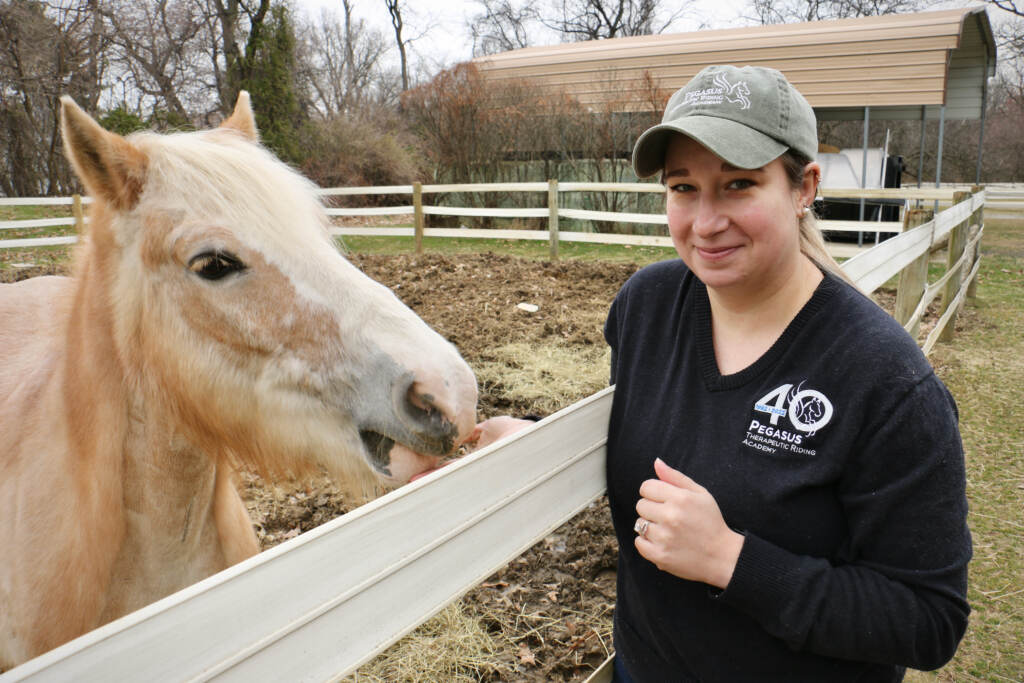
xmin=413 ymin=182 xmax=424 ymax=255
xmin=72 ymin=194 xmax=84 ymax=233
xmin=548 ymin=178 xmax=559 ymax=260
xmin=893 ymin=208 xmax=933 ymax=338
xmin=938 ymin=191 xmax=970 ymax=343
xmin=967 ymin=185 xmax=983 ymax=300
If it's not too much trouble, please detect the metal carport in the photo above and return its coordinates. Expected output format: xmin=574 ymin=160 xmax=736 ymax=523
xmin=474 ymin=7 xmax=997 ymax=185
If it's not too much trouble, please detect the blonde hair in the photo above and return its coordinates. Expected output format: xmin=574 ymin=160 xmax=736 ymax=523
xmin=779 ymin=151 xmax=856 ymax=286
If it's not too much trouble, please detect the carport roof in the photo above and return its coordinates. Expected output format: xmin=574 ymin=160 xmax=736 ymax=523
xmin=473 ymin=6 xmax=996 ymax=121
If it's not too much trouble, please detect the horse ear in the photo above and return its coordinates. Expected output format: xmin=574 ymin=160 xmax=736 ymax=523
xmin=219 ymin=91 xmax=259 ymax=142
xmin=60 ymin=96 xmax=147 ymax=212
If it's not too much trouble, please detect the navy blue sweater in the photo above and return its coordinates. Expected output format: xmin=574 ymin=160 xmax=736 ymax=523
xmin=604 ymin=261 xmax=971 ymax=682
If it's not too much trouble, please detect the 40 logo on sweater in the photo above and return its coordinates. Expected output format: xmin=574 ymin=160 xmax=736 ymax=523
xmin=755 ymin=381 xmax=834 ymax=434
xmin=742 ymin=382 xmax=835 ymax=456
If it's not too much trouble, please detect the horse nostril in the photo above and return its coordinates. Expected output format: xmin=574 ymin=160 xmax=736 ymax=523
xmin=401 ymin=379 xmax=458 ymax=453
xmin=406 ymin=383 xmax=437 ymax=418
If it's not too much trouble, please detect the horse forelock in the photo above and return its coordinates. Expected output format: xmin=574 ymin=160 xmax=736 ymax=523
xmin=132 ymin=131 xmax=330 ymax=256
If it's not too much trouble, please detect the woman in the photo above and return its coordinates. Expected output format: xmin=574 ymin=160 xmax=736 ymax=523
xmin=473 ymin=65 xmax=971 ymax=682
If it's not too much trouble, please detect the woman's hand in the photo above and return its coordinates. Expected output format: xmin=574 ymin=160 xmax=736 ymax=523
xmin=466 ymin=416 xmax=535 ymax=451
xmin=634 ymin=458 xmax=745 ymax=589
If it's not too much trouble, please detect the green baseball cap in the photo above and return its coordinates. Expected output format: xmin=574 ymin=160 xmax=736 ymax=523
xmin=632 ymin=65 xmax=818 ymax=178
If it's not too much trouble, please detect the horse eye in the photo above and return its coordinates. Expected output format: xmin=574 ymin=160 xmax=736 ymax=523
xmin=188 ymin=251 xmax=246 ymax=281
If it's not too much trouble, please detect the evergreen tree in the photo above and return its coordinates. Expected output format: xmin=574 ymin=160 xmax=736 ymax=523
xmin=239 ymin=4 xmax=304 ymax=163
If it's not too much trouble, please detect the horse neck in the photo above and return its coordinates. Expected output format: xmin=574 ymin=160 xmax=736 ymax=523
xmin=65 ymin=218 xmax=226 ymax=580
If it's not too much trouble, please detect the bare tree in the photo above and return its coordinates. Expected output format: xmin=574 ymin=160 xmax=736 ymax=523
xmin=384 ymin=0 xmax=409 ymax=91
xmin=0 ymin=0 xmax=104 ymax=195
xmin=751 ymin=0 xmax=923 ymax=24
xmin=469 ymin=0 xmax=540 ymax=56
xmin=542 ymin=0 xmax=684 ymax=41
xmin=97 ymin=0 xmax=208 ymax=122
xmin=298 ymin=2 xmax=387 ymax=117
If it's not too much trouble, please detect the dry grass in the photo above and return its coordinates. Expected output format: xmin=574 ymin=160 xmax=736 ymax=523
xmin=473 ymin=342 xmax=612 ymax=416
xmin=346 ymin=603 xmax=505 ymax=682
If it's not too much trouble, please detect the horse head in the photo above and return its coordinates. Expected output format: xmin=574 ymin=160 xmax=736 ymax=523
xmin=59 ymin=93 xmax=478 ymax=493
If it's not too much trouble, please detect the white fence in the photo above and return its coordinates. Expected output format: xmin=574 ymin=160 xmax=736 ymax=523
xmin=0 ymin=186 xmax=987 ymax=682
xmin=4 ymin=182 xmax=1011 ymax=255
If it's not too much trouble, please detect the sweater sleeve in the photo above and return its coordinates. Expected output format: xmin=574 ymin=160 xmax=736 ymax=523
xmin=718 ymin=375 xmax=971 ymax=670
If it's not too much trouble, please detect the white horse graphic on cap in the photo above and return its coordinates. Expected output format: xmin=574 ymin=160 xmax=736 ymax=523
xmin=713 ymin=73 xmax=751 ymax=109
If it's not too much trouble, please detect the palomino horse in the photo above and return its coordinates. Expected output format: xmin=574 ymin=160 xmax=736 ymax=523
xmin=0 ymin=93 xmax=478 ymax=668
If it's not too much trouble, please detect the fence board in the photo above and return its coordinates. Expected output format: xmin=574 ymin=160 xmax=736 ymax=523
xmin=818 ymin=219 xmax=902 ymax=233
xmin=932 ymin=201 xmax=975 ymax=243
xmin=422 ymin=206 xmax=549 ymax=219
xmin=325 ymin=206 xmax=414 ymax=216
xmin=0 ymin=218 xmax=76 ymax=230
xmin=0 ymin=197 xmax=81 ymax=206
xmin=558 ymin=182 xmax=664 ymax=193
xmin=422 ymin=182 xmax=548 ymax=193
xmin=0 ymin=236 xmax=78 ymax=249
xmin=0 ymin=389 xmax=613 ymax=683
xmin=558 ymin=208 xmax=668 ymax=225
xmin=329 ymin=227 xmax=415 ymax=237
xmin=921 ymin=257 xmax=981 ymax=355
xmin=317 ymin=186 xmax=414 ymax=196
xmin=841 ymin=221 xmax=935 ymax=293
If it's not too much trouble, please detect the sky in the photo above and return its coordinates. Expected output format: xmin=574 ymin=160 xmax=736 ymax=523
xmin=292 ymin=0 xmax=753 ymax=73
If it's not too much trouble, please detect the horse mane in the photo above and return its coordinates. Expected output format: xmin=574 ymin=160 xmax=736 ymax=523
xmin=128 ymin=129 xmax=332 ymax=256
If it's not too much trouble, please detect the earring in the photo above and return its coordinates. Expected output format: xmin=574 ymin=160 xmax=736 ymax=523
xmin=798 ymin=206 xmax=807 ymax=217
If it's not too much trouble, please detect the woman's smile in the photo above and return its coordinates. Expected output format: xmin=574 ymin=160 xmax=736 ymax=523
xmin=695 ymin=244 xmax=741 ymax=261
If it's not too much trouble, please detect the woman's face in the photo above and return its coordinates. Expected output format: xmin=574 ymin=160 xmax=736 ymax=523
xmin=663 ymin=134 xmax=816 ymax=296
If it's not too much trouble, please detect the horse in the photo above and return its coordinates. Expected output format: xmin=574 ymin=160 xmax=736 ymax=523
xmin=0 ymin=93 xmax=478 ymax=669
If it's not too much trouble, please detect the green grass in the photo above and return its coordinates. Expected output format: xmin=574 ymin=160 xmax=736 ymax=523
xmin=337 ymin=234 xmax=678 ymax=264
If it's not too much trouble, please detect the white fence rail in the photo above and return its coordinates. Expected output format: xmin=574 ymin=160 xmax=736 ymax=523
xmin=0 ymin=186 xmax=988 ymax=682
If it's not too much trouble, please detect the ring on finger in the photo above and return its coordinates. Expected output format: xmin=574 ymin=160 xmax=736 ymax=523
xmin=634 ymin=517 xmax=650 ymax=538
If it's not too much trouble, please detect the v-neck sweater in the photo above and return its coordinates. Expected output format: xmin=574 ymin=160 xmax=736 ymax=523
xmin=603 ymin=259 xmax=971 ymax=682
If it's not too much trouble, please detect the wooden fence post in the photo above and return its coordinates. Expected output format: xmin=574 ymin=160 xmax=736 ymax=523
xmin=548 ymin=178 xmax=559 ymax=260
xmin=893 ymin=208 xmax=933 ymax=338
xmin=413 ymin=182 xmax=424 ymax=255
xmin=72 ymin=194 xmax=84 ymax=233
xmin=967 ymin=185 xmax=983 ymax=300
xmin=938 ymin=191 xmax=970 ymax=343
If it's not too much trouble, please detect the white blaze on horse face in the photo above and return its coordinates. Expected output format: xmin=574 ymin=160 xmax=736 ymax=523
xmin=113 ymin=128 xmax=477 ymax=487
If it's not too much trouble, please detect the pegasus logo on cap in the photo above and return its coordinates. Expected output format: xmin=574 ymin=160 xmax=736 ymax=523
xmin=713 ymin=73 xmax=751 ymax=109
xmin=679 ymin=73 xmax=752 ymax=111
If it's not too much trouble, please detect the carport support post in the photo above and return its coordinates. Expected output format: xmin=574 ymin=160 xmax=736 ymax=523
xmin=413 ymin=182 xmax=424 ymax=255
xmin=934 ymin=106 xmax=946 ymax=213
xmin=548 ymin=178 xmax=559 ymax=260
xmin=858 ymin=106 xmax=869 ymax=247
xmin=939 ymin=191 xmax=970 ymax=343
xmin=894 ymin=208 xmax=933 ymax=338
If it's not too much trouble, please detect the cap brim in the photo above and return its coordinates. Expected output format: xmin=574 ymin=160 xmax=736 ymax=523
xmin=632 ymin=116 xmax=789 ymax=178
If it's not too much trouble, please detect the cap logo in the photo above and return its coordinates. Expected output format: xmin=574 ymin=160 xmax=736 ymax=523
xmin=680 ymin=73 xmax=751 ymax=110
